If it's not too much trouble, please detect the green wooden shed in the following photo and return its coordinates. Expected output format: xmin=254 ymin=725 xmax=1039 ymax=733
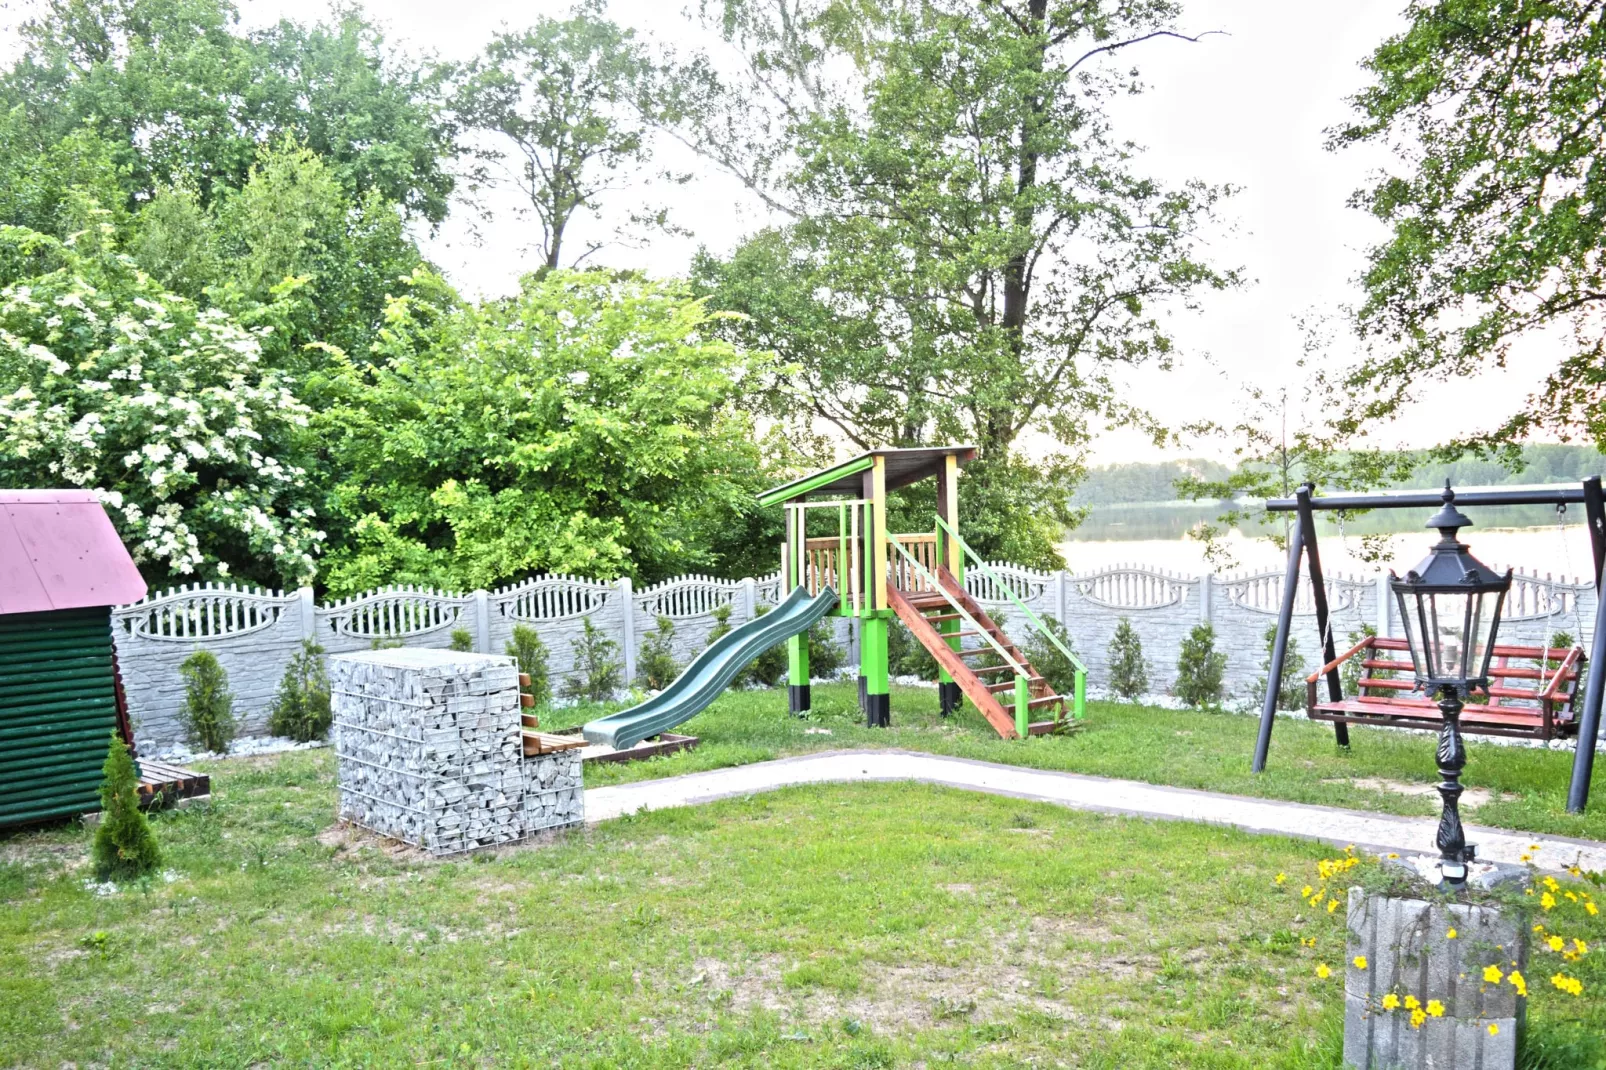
xmin=0 ymin=490 xmax=151 ymax=827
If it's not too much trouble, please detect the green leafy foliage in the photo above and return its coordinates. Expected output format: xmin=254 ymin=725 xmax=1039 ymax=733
xmin=742 ymin=605 xmax=789 ymax=687
xmin=1342 ymin=626 xmax=1379 ymax=696
xmin=808 ymin=622 xmax=845 ymax=680
xmin=178 ymin=649 xmax=236 ymax=753
xmin=0 ymin=227 xmax=325 ymax=590
xmin=1174 ymin=623 xmax=1227 ymax=708
xmin=1023 ymin=617 xmax=1080 ymax=698
xmin=1257 ymin=624 xmax=1308 ymax=713
xmin=1334 ymin=0 xmax=1606 ymax=453
xmin=91 ymin=732 xmax=161 ymax=881
xmin=888 ymin=619 xmax=938 ymax=680
xmin=454 ymin=1 xmax=669 ymax=270
xmin=267 ymin=640 xmax=331 ymax=743
xmin=636 ymin=615 xmax=682 ymax=691
xmin=564 ymin=617 xmax=623 ymax=703
xmin=318 ymin=268 xmax=773 ymax=594
xmin=686 ymin=0 xmax=1237 ymax=567
xmin=1106 ymin=619 xmax=1149 ymax=701
xmin=507 ymin=625 xmax=552 ymax=708
xmin=706 ymin=604 xmax=734 ymax=647
xmin=449 ymin=629 xmax=474 ymax=653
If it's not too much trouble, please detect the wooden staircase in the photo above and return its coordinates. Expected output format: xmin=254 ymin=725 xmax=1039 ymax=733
xmin=888 ymin=567 xmax=1069 ymax=740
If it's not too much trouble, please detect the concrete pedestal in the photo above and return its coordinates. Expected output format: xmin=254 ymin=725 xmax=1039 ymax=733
xmin=1343 ymin=888 xmax=1525 ymax=1069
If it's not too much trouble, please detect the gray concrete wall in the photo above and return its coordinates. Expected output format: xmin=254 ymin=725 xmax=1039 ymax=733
xmin=113 ymin=563 xmax=1598 ymax=750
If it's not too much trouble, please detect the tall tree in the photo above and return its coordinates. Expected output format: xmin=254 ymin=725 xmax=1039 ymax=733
xmin=686 ymin=0 xmax=1237 ymax=564
xmin=1 ymin=0 xmax=456 ymax=221
xmin=1334 ymin=0 xmax=1606 ymax=451
xmin=454 ymin=2 xmax=670 ymax=270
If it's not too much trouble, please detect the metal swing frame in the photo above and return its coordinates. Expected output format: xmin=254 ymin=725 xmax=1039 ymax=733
xmin=1251 ymin=477 xmax=1606 ymax=814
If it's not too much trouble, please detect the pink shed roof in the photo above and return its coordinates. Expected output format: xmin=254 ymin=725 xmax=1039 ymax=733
xmin=0 ymin=490 xmax=147 ymax=615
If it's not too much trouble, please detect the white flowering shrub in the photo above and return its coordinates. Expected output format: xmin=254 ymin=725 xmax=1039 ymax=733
xmin=0 ymin=227 xmax=325 ymax=588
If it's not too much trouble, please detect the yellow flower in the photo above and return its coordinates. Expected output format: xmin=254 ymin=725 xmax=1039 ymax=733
xmin=1410 ymin=1008 xmax=1427 ymax=1029
xmin=1446 ymin=928 xmax=1458 ymax=939
xmin=1426 ymin=999 xmax=1444 ymax=1018
xmin=1328 ymin=899 xmax=1340 ymax=914
xmin=1588 ymin=902 xmax=1599 ymax=916
xmin=1509 ymin=970 xmax=1527 ymax=997
xmin=1381 ymin=993 xmax=1400 ymax=1010
xmin=1550 ymin=972 xmax=1584 ymax=997
xmin=1487 ymin=1023 xmax=1500 ymax=1036
xmin=1275 ymin=872 xmax=1287 ymax=885
xmin=1386 ymin=852 xmax=1399 ymax=859
xmin=1353 ymin=956 xmax=1368 ymax=970
xmin=1543 ymin=876 xmax=1560 ymax=892
xmin=1483 ymin=965 xmax=1504 ymax=985
xmin=1404 ymin=995 xmax=1420 ymax=1010
xmin=1301 ymin=884 xmax=1313 ymax=898
xmin=1541 ymin=892 xmax=1556 ymax=910
xmin=1575 ymin=938 xmax=1589 ymax=955
xmin=1316 ymin=963 xmax=1331 ymax=979
xmin=1549 ymin=935 xmax=1565 ymax=952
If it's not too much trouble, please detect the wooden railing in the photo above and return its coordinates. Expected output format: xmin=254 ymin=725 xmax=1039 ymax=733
xmin=801 ymin=537 xmax=849 ymax=598
xmin=890 ymin=533 xmax=939 ymax=593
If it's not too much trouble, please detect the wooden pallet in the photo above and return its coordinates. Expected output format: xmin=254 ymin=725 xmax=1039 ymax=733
xmin=582 ymin=733 xmax=701 ymax=764
xmin=521 ymin=730 xmax=589 ymax=757
xmin=135 ymin=758 xmax=210 ymax=807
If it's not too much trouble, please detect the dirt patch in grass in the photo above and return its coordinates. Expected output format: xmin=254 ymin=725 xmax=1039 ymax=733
xmin=1322 ymin=776 xmax=1513 ymax=809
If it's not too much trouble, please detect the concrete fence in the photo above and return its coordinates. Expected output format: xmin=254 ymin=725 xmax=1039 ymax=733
xmin=113 ymin=563 xmax=1597 ymax=750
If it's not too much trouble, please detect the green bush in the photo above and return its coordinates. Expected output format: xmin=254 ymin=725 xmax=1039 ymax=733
xmin=564 ymin=617 xmax=623 ymax=702
xmin=707 ymin=604 xmax=734 ymax=647
xmin=267 ymin=640 xmax=331 ymax=742
xmin=507 ymin=625 xmax=552 ymax=708
xmin=1342 ymin=625 xmax=1378 ymax=695
xmin=1256 ymin=623 xmax=1308 ymax=711
xmin=636 ymin=615 xmax=682 ymax=691
xmin=449 ymin=628 xmax=474 ymax=652
xmin=1106 ymin=618 xmax=1149 ymax=700
xmin=1023 ymin=617 xmax=1081 ymax=696
xmin=888 ymin=618 xmax=939 ymax=679
xmin=92 ymin=732 xmax=161 ymax=881
xmin=178 ymin=649 xmax=236 ymax=752
xmin=808 ymin=621 xmax=846 ymax=679
xmin=743 ymin=605 xmax=788 ymax=687
xmin=1174 ymin=623 xmax=1227 ymax=708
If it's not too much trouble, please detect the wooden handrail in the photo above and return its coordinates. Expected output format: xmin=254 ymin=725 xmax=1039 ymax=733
xmin=1306 ymin=635 xmax=1375 ymax=683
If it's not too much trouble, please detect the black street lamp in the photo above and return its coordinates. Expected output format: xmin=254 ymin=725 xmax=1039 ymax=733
xmin=1389 ymin=484 xmax=1513 ymax=888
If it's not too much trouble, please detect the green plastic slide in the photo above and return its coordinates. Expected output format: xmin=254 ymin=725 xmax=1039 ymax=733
xmin=582 ymin=585 xmax=839 ymax=750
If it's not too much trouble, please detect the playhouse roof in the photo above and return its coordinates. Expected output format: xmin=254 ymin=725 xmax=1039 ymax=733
xmin=0 ymin=490 xmax=147 ymax=615
xmin=757 ymin=446 xmax=977 ymax=506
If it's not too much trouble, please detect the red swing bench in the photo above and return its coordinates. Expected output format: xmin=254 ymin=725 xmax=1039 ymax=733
xmin=1306 ymin=635 xmax=1587 ymax=741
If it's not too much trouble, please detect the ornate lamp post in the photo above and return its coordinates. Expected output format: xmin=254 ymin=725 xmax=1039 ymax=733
xmin=1389 ymin=485 xmax=1513 ymax=888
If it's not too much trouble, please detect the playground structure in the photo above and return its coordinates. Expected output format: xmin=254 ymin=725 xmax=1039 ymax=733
xmin=584 ymin=446 xmax=1086 ymax=750
xmin=1253 ymin=480 xmax=1604 ymax=814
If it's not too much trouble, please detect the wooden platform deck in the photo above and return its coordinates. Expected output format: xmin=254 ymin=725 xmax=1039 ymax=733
xmin=136 ymin=758 xmax=210 ymax=807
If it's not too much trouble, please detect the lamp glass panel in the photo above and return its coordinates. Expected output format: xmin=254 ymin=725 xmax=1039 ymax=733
xmin=1395 ymin=588 xmax=1424 ymax=679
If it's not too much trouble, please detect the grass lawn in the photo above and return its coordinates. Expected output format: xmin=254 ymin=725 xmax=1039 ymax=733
xmin=3 ymin=748 xmax=1602 ymax=1068
xmin=574 ymin=682 xmax=1606 ymax=844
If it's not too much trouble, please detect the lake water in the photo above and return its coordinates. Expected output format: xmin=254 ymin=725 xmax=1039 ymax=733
xmin=1058 ymin=502 xmax=1594 ymax=580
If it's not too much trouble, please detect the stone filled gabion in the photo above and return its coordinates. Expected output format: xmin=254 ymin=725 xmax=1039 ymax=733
xmin=330 ymin=649 xmax=583 ymax=855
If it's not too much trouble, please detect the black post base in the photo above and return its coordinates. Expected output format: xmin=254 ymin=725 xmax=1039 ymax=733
xmin=938 ymin=681 xmax=961 ymax=717
xmin=865 ymin=692 xmax=890 ymax=728
xmin=858 ymin=674 xmax=868 ymax=711
xmin=788 ymin=684 xmax=811 ymax=716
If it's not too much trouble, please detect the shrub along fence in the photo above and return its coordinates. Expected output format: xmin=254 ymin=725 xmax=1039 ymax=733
xmin=111 ymin=564 xmax=1597 ymax=750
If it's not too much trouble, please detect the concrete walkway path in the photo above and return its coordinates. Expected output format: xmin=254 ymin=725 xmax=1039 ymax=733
xmin=585 ymin=749 xmax=1606 ymax=874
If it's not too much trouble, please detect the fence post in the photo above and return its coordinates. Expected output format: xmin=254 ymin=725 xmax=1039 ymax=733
xmin=1375 ymin=574 xmax=1391 ymax=637
xmin=617 ymin=577 xmax=637 ymax=684
xmin=474 ymin=589 xmax=491 ymax=653
xmin=1055 ymin=570 xmax=1068 ymax=629
xmin=1199 ymin=571 xmax=1213 ymax=625
xmin=298 ymin=586 xmax=316 ymax=642
xmin=742 ymin=576 xmax=757 ymax=623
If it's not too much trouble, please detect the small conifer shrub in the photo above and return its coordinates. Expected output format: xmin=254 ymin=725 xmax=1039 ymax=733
xmin=808 ymin=621 xmax=846 ymax=678
xmin=178 ymin=649 xmax=235 ymax=753
xmin=1174 ymin=623 xmax=1227 ymax=708
xmin=636 ymin=615 xmax=682 ymax=691
xmin=449 ymin=628 xmax=474 ymax=652
xmin=1257 ymin=623 xmax=1308 ymax=711
xmin=564 ymin=617 xmax=623 ymax=702
xmin=743 ymin=606 xmax=787 ymax=686
xmin=1024 ymin=617 xmax=1081 ymax=696
xmin=706 ymin=604 xmax=734 ymax=647
xmin=1106 ymin=618 xmax=1149 ymax=700
xmin=92 ymin=732 xmax=161 ymax=881
xmin=267 ymin=640 xmax=331 ymax=742
xmin=507 ymin=625 xmax=552 ymax=707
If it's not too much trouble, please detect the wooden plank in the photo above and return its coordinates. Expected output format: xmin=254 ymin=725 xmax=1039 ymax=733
xmin=582 ymin=733 xmax=701 ymax=765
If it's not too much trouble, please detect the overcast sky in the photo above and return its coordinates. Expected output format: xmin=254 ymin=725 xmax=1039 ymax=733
xmin=4 ymin=0 xmax=1553 ymax=465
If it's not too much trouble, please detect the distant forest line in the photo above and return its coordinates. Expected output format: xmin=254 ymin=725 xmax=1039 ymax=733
xmin=1074 ymin=444 xmax=1606 ymax=507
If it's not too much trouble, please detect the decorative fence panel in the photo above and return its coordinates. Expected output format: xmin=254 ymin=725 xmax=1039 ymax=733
xmin=111 ymin=561 xmax=1602 ymax=752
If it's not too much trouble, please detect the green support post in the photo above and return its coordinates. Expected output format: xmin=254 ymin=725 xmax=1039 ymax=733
xmin=1014 ymin=674 xmax=1030 ymax=739
xmin=861 ymin=614 xmax=890 ymax=728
